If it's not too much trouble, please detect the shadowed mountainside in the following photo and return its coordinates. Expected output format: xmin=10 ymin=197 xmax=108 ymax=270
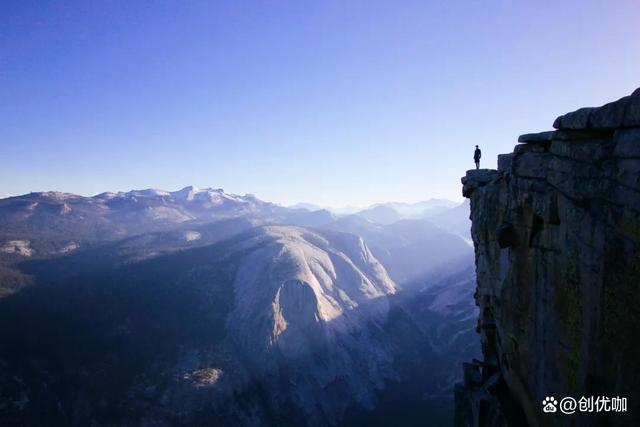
xmin=0 ymin=220 xmax=477 ymax=426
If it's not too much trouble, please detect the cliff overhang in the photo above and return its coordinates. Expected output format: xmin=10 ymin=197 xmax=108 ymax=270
xmin=456 ymin=88 xmax=640 ymax=427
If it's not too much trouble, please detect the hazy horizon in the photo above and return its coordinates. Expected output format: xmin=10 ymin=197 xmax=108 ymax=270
xmin=0 ymin=184 xmax=465 ymax=212
xmin=2 ymin=1 xmax=640 ymax=206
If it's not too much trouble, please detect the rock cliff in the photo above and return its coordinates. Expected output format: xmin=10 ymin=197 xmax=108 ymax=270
xmin=456 ymin=88 xmax=640 ymax=426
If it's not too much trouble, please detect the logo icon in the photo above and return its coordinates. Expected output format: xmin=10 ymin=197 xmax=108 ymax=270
xmin=542 ymin=396 xmax=558 ymax=413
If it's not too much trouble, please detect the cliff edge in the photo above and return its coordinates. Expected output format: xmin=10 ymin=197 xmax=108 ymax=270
xmin=456 ymin=88 xmax=640 ymax=427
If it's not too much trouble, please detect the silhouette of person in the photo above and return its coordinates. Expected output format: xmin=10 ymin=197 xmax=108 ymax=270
xmin=474 ymin=145 xmax=481 ymax=170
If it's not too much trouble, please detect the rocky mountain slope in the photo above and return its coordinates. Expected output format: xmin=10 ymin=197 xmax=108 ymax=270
xmin=0 ymin=186 xmax=331 ymax=261
xmin=457 ymin=88 xmax=640 ymax=426
xmin=0 ymin=185 xmax=471 ymax=294
xmin=0 ymin=226 xmax=398 ymax=425
xmin=0 ymin=192 xmax=477 ymax=427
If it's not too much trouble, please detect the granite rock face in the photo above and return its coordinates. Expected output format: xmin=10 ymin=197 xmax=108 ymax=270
xmin=457 ymin=88 xmax=640 ymax=427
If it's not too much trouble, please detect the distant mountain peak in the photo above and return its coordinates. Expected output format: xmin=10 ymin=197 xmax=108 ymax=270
xmin=125 ymin=188 xmax=171 ymax=198
xmin=29 ymin=191 xmax=81 ymax=201
xmin=170 ymin=186 xmax=228 ymax=201
xmin=355 ymin=205 xmax=402 ymax=225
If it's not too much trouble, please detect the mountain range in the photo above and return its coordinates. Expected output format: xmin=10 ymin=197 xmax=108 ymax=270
xmin=290 ymin=199 xmax=460 ymax=221
xmin=0 ymin=186 xmax=477 ymax=426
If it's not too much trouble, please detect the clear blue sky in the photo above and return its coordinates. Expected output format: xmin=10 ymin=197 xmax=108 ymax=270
xmin=2 ymin=1 xmax=639 ymax=207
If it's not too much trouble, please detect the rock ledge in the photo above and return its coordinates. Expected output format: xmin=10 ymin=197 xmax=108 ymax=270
xmin=456 ymin=88 xmax=640 ymax=427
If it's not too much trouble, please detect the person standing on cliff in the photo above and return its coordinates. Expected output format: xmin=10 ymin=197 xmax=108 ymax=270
xmin=474 ymin=145 xmax=482 ymax=169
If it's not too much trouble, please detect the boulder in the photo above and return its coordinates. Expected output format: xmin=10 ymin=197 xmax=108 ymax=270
xmin=552 ymin=88 xmax=640 ymax=130
xmin=589 ymin=96 xmax=628 ymax=129
xmin=497 ymin=154 xmax=514 ymax=173
xmin=514 ymin=144 xmax=546 ymax=154
xmin=549 ymin=138 xmax=613 ymax=163
xmin=551 ymin=129 xmax=613 ymax=141
xmin=462 ymin=170 xmax=503 ymax=197
xmin=512 ymin=152 xmax=551 ymax=179
xmin=553 ymin=107 xmax=595 ymax=130
xmin=517 ymin=131 xmax=555 ymax=143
